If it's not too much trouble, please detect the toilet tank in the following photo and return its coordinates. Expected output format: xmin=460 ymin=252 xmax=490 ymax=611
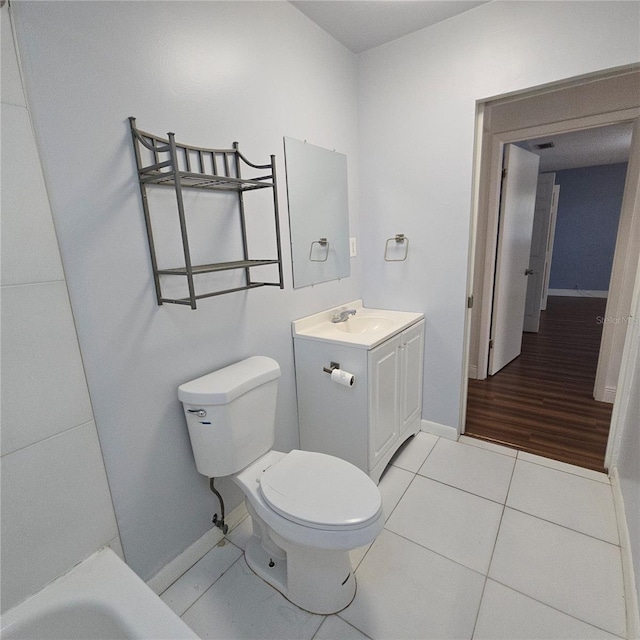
xmin=178 ymin=356 xmax=281 ymax=477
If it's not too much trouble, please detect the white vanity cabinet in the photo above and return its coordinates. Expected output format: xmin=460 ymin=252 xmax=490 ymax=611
xmin=293 ymin=315 xmax=424 ymax=483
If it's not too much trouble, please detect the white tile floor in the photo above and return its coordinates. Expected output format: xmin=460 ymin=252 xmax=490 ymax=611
xmin=160 ymin=434 xmax=627 ymax=639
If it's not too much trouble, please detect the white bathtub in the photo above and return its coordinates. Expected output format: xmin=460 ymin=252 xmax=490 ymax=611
xmin=0 ymin=548 xmax=200 ymax=640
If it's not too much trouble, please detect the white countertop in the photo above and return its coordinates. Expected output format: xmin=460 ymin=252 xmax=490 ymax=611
xmin=292 ymin=300 xmax=424 ymax=349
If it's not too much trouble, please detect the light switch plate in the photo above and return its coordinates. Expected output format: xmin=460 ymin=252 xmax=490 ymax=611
xmin=350 ymin=237 xmax=357 ymax=257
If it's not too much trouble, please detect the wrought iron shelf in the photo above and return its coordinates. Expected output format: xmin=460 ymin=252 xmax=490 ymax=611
xmin=160 ymin=282 xmax=272 ymax=306
xmin=156 ymin=259 xmax=281 ymax=276
xmin=129 ymin=118 xmax=284 ymax=309
xmin=138 ymin=170 xmax=275 ymax=192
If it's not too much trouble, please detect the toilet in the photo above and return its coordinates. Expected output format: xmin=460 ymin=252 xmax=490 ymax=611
xmin=178 ymin=356 xmax=383 ymax=614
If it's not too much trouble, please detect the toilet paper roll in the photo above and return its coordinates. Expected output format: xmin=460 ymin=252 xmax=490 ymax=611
xmin=331 ymin=368 xmax=355 ymax=387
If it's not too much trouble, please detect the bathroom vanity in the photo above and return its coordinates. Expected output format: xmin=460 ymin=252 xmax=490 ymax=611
xmin=292 ymin=301 xmax=425 ymax=483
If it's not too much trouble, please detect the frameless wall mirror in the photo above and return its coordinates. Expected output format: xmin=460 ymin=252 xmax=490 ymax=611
xmin=284 ymin=137 xmax=350 ymax=288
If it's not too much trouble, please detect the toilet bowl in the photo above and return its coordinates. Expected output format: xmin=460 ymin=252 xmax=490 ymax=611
xmin=236 ymin=450 xmax=383 ymax=548
xmin=233 ymin=449 xmax=382 ymax=613
xmin=179 ymin=356 xmax=383 ymax=614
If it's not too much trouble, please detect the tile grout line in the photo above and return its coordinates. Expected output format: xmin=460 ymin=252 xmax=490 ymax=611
xmin=413 ymin=471 xmax=512 ymax=506
xmin=465 ymin=434 xmax=610 ymax=482
xmin=470 ymin=453 xmax=519 ymax=638
xmin=381 ymin=472 xmax=415 ymax=524
xmin=331 ymin=614 xmax=376 ymax=640
xmin=487 ymin=576 xmax=627 ymax=639
xmin=505 ymin=459 xmax=620 ymax=547
xmin=459 ymin=435 xmax=519 ymax=460
xmin=486 ymin=458 xmax=517 ymax=558
xmin=506 ymin=458 xmax=619 ymax=543
xmin=351 ymin=444 xmax=438 ymax=576
xmin=179 ymin=553 xmax=246 ymax=620
xmin=470 ymin=576 xmax=490 ymax=639
xmin=515 ymin=450 xmax=610 ymax=484
xmin=504 ymin=505 xmax=621 ymax=548
xmin=384 ymin=435 xmax=441 ymax=520
xmin=0 ymin=278 xmax=67 ymax=290
xmin=1 ymin=419 xmax=99 ymax=459
xmin=380 ymin=527 xmax=490 ymax=581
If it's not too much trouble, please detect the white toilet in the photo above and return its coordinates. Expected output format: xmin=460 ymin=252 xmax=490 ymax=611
xmin=178 ymin=356 xmax=383 ymax=614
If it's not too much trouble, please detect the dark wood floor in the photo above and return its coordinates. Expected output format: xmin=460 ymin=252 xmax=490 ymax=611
xmin=465 ymin=296 xmax=612 ymax=472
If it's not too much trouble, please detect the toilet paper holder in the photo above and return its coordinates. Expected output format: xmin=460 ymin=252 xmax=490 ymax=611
xmin=323 ymin=362 xmax=355 ymax=387
xmin=323 ymin=362 xmax=340 ymax=374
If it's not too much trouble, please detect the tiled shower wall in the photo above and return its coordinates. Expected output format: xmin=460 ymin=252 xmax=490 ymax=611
xmin=0 ymin=5 xmax=121 ymax=612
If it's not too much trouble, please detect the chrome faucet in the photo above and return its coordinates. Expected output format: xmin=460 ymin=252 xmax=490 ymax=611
xmin=331 ymin=308 xmax=357 ymax=323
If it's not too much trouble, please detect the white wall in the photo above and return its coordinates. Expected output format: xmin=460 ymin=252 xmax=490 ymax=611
xmin=11 ymin=0 xmax=361 ymax=581
xmin=0 ymin=4 xmax=121 ymax=612
xmin=357 ymin=0 xmax=640 ymax=428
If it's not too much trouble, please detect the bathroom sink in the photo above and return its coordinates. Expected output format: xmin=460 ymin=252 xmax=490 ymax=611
xmin=335 ymin=316 xmax=394 ymax=334
xmin=292 ymin=300 xmax=424 ymax=349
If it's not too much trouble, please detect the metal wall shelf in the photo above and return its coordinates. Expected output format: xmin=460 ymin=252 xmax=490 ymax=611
xmin=129 ymin=117 xmax=284 ymax=309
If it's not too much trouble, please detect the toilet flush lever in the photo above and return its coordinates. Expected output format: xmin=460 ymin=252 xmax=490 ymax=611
xmin=188 ymin=409 xmax=207 ymax=418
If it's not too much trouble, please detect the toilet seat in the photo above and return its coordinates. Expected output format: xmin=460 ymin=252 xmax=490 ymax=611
xmin=259 ymin=450 xmax=382 ymax=531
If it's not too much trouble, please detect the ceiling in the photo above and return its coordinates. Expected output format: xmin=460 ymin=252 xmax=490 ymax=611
xmin=518 ymin=123 xmax=633 ymax=172
xmin=290 ymin=0 xmax=488 ymax=53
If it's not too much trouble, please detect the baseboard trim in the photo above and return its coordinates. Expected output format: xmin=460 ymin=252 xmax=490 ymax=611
xmin=610 ymin=467 xmax=640 ymax=640
xmin=468 ymin=364 xmax=478 ymax=379
xmin=603 ymin=385 xmax=617 ymax=404
xmin=548 ymin=289 xmax=608 ymax=298
xmin=147 ymin=501 xmax=247 ymax=595
xmin=421 ymin=419 xmax=458 ymax=441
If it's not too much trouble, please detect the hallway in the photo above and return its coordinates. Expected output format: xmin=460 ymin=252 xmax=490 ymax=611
xmin=465 ymin=296 xmax=613 ymax=471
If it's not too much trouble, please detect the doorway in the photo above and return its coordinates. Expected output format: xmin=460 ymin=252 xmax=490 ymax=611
xmin=461 ymin=68 xmax=640 ymax=471
xmin=467 ymin=134 xmax=629 ymax=471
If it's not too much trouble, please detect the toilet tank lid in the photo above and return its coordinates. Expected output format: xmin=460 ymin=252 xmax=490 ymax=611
xmin=178 ymin=356 xmax=281 ymax=405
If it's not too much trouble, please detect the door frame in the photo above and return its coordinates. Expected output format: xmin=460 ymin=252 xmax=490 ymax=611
xmin=460 ymin=68 xmax=640 ymax=468
xmin=476 ymin=110 xmax=639 ymax=382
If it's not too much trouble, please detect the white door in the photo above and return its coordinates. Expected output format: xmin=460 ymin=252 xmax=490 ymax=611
xmin=524 ymin=173 xmax=556 ymax=332
xmin=541 ymin=184 xmax=560 ymax=311
xmin=488 ymin=144 xmax=540 ymax=375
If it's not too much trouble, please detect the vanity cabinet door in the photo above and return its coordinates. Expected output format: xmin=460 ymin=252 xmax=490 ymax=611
xmin=368 ymin=334 xmax=401 ymax=469
xmin=400 ymin=320 xmax=425 ymax=436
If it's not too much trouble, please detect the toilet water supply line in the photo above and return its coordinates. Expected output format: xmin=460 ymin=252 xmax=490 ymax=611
xmin=209 ymin=478 xmax=229 ymax=534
